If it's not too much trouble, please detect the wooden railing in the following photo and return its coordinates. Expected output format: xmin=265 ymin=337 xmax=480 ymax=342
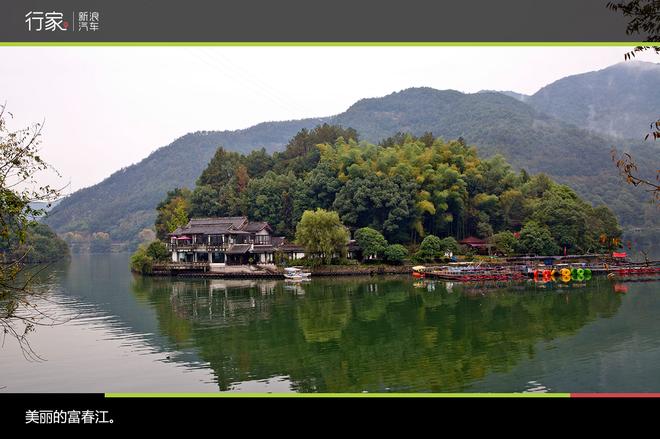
xmin=168 ymin=244 xmax=228 ymax=252
xmin=168 ymin=237 xmax=272 ymax=251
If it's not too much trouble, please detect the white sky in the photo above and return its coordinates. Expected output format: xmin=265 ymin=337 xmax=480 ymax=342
xmin=1 ymin=46 xmax=658 ymax=194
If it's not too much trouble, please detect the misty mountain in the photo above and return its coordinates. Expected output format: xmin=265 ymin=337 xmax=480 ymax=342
xmin=528 ymin=61 xmax=660 ymax=140
xmin=45 ymin=73 xmax=659 ymax=249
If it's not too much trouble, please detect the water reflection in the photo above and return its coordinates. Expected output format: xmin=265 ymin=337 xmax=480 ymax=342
xmin=5 ymin=254 xmax=657 ymax=393
xmin=130 ymin=275 xmax=624 ymax=392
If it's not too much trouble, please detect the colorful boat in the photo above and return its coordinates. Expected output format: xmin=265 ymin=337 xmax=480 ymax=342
xmin=411 ymin=265 xmax=427 ymax=278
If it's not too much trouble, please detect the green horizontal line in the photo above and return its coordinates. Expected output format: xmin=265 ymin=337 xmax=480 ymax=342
xmin=106 ymin=392 xmax=571 ymax=398
xmin=0 ymin=42 xmax=657 ymax=47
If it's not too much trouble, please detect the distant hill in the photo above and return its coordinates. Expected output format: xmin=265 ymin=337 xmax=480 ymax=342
xmin=44 ymin=121 xmax=319 ymax=245
xmin=29 ymin=199 xmax=61 ymax=212
xmin=45 ymin=75 xmax=659 ymax=250
xmin=528 ymin=61 xmax=660 ymax=140
xmin=479 ymin=90 xmax=529 ymax=102
xmin=333 ymin=88 xmax=638 ymax=178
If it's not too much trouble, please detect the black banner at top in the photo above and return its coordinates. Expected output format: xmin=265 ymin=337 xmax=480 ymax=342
xmin=0 ymin=0 xmax=643 ymax=42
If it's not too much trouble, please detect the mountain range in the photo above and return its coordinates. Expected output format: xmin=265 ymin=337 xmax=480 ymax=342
xmin=528 ymin=61 xmax=660 ymax=140
xmin=44 ymin=61 xmax=660 ymax=250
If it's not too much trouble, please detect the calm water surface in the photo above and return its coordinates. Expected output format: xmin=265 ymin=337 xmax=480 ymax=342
xmin=1 ymin=253 xmax=659 ymax=393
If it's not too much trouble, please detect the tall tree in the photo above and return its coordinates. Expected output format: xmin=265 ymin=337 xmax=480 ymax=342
xmin=295 ymin=209 xmax=350 ymax=264
xmin=517 ymin=221 xmax=561 ymax=256
xmin=333 ymin=174 xmax=417 ymax=242
xmin=197 ymin=147 xmax=243 ymax=189
xmin=354 ymin=227 xmax=388 ymax=260
xmin=273 ymin=124 xmax=359 ymax=176
xmin=245 ymin=171 xmax=304 ymax=237
xmin=155 ymin=187 xmax=191 ymax=240
xmin=243 ymin=148 xmax=275 ymax=178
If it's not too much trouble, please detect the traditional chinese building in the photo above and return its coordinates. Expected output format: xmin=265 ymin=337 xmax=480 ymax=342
xmin=459 ymin=236 xmax=492 ymax=255
xmin=168 ymin=217 xmax=305 ymax=265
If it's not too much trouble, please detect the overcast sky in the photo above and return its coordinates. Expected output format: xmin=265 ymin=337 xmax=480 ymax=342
xmin=1 ymin=46 xmax=658 ymax=194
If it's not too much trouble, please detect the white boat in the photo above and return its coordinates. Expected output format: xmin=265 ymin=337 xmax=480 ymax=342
xmin=283 ymin=267 xmax=311 ymax=280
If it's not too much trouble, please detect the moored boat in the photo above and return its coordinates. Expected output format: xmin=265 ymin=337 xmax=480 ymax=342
xmin=426 ymin=262 xmax=525 ymax=282
xmin=284 ymin=267 xmax=312 ymax=281
xmin=411 ymin=265 xmax=427 ymax=278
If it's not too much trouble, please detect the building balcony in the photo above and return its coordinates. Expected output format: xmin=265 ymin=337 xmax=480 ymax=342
xmin=168 ymin=243 xmax=228 ymax=252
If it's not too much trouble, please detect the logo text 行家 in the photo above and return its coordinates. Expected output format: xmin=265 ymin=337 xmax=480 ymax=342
xmin=25 ymin=11 xmax=101 ymax=32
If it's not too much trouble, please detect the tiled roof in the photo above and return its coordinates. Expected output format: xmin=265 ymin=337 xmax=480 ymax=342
xmin=459 ymin=236 xmax=487 ymax=245
xmin=280 ymin=243 xmax=305 ymax=252
xmin=189 ymin=217 xmax=247 ymax=227
xmin=243 ymin=221 xmax=271 ymax=233
xmin=169 ymin=216 xmax=257 ymax=235
xmin=250 ymin=245 xmax=274 ymax=253
xmin=226 ymin=244 xmax=251 ymax=254
xmin=271 ymin=237 xmax=286 ymax=247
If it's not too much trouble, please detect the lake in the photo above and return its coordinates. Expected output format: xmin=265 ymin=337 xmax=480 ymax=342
xmin=1 ymin=253 xmax=659 ymax=393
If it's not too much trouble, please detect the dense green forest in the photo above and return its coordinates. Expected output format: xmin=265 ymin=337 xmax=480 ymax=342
xmin=157 ymin=126 xmax=622 ymax=256
xmin=44 ymin=62 xmax=659 ymax=253
xmin=0 ymin=222 xmax=70 ymax=263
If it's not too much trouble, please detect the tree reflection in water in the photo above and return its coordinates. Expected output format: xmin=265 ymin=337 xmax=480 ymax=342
xmin=131 ymin=275 xmax=621 ymax=392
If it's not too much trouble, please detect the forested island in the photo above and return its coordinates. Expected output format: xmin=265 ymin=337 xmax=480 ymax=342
xmin=132 ymin=124 xmax=622 ymax=272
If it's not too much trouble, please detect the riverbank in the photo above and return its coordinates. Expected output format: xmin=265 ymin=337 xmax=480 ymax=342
xmin=148 ymin=262 xmax=412 ymax=278
xmin=145 ymin=258 xmax=660 ymax=280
